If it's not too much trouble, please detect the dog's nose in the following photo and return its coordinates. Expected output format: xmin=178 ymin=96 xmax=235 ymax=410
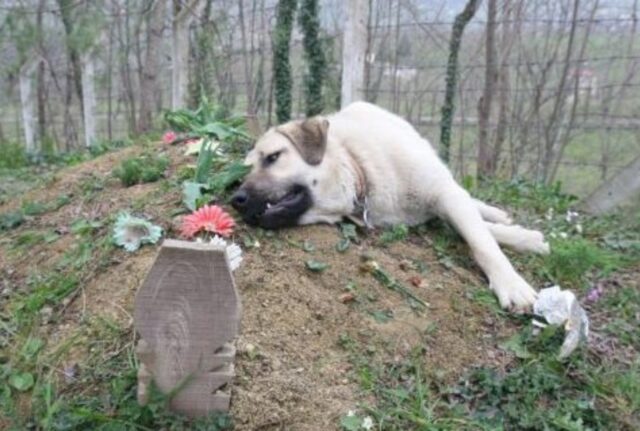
xmin=231 ymin=189 xmax=249 ymax=211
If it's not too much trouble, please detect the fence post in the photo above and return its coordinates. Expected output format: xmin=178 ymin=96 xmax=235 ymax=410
xmin=172 ymin=0 xmax=201 ymax=109
xmin=340 ymin=0 xmax=369 ymax=108
xmin=81 ymin=49 xmax=98 ymax=148
xmin=19 ymin=56 xmax=41 ymax=154
xmin=582 ymin=155 xmax=640 ymax=214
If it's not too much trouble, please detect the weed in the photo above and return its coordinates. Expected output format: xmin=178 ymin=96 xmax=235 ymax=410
xmin=473 ymin=177 xmax=578 ymax=214
xmin=22 ymin=194 xmax=71 ymax=216
xmin=0 ymin=141 xmax=28 ymax=168
xmin=542 ymin=238 xmax=625 ymax=289
xmin=113 ymin=154 xmax=169 ymax=187
xmin=378 ymin=224 xmax=409 ymax=246
xmin=0 ymin=211 xmax=24 ymax=231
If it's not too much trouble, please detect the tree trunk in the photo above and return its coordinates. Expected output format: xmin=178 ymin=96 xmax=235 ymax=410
xmin=341 ymin=0 xmax=370 ymax=107
xmin=492 ymin=0 xmax=516 ymax=175
xmin=439 ymin=0 xmax=481 ymax=163
xmin=138 ymin=0 xmax=166 ymax=133
xmin=37 ymin=0 xmax=47 ymax=143
xmin=477 ymin=0 xmax=498 ymax=179
xmin=299 ymin=0 xmax=326 ymax=116
xmin=540 ymin=0 xmax=580 ymax=182
xmin=56 ymin=0 xmax=84 ymax=117
xmin=273 ymin=0 xmax=297 ymax=123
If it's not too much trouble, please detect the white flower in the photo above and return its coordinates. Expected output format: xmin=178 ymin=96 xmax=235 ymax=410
xmin=210 ymin=235 xmax=227 ymax=248
xmin=209 ymin=235 xmax=243 ymax=271
xmin=545 ymin=208 xmax=554 ymax=221
xmin=347 ymin=410 xmax=355 ymax=417
xmin=362 ymin=416 xmax=374 ymax=430
xmin=565 ymin=210 xmax=579 ymax=223
xmin=575 ymin=223 xmax=583 ymax=234
xmin=559 ymin=232 xmax=568 ymax=239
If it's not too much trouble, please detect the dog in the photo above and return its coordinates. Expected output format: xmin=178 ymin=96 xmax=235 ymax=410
xmin=231 ymin=102 xmax=549 ymax=311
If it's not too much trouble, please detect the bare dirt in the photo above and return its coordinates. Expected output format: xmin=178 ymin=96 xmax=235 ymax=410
xmin=0 ymin=144 xmax=519 ymax=430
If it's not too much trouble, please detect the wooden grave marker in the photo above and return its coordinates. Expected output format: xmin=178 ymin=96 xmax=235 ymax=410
xmin=134 ymin=239 xmax=241 ymax=417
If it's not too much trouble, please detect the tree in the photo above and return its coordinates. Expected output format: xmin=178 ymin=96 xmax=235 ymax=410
xmin=477 ymin=0 xmax=498 ymax=179
xmin=299 ymin=0 xmax=325 ymax=116
xmin=439 ymin=0 xmax=481 ymax=163
xmin=56 ymin=0 xmax=84 ymax=117
xmin=273 ymin=0 xmax=297 ymax=123
xmin=138 ymin=0 xmax=166 ymax=133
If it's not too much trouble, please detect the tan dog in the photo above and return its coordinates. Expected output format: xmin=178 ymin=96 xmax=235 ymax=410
xmin=232 ymin=102 xmax=549 ymax=311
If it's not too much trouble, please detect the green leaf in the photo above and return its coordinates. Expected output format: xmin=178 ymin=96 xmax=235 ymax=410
xmin=302 ymin=240 xmax=316 ymax=252
xmin=70 ymin=219 xmax=103 ymax=235
xmin=305 ymin=260 xmax=329 ymax=272
xmin=182 ymin=181 xmax=205 ymax=211
xmin=336 ymin=238 xmax=350 ymax=253
xmin=208 ymin=161 xmax=251 ymax=196
xmin=9 ymin=372 xmax=34 ymax=392
xmin=340 ymin=414 xmax=361 ymax=431
xmin=499 ymin=333 xmax=533 ymax=359
xmin=194 ymin=139 xmax=216 ymax=184
xmin=21 ymin=338 xmax=44 ymax=361
xmin=340 ymin=223 xmax=358 ymax=241
xmin=368 ymin=309 xmax=394 ymax=323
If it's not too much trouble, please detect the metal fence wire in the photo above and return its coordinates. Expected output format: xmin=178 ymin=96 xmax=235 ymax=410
xmin=0 ymin=0 xmax=639 ymax=198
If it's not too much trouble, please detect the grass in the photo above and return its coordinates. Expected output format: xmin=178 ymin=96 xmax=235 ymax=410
xmin=0 ymin=125 xmax=244 ymax=429
xmin=338 ymin=180 xmax=640 ymax=431
xmin=2 ymin=109 xmax=639 ymax=430
xmin=112 ymin=154 xmax=169 ymax=187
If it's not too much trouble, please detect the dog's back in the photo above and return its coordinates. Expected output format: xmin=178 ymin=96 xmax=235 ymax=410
xmin=328 ymin=102 xmax=454 ymax=225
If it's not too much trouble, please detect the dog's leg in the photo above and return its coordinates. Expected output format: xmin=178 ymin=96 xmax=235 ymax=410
xmin=473 ymin=198 xmax=513 ymax=225
xmin=486 ymin=222 xmax=550 ymax=254
xmin=435 ymin=185 xmax=537 ymax=311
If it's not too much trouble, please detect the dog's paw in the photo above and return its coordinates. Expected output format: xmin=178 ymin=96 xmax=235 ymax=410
xmin=491 ymin=273 xmax=537 ymax=313
xmin=485 ymin=207 xmax=513 ymax=225
xmin=513 ymin=227 xmax=550 ymax=254
xmin=525 ymin=230 xmax=550 ymax=255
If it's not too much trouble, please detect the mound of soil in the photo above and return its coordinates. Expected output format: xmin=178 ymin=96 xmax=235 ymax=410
xmin=0 ymin=144 xmax=517 ymax=430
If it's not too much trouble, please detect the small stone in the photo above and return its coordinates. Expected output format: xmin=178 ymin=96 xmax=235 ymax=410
xmin=399 ymin=260 xmax=412 ymax=271
xmin=339 ymin=293 xmax=356 ymax=303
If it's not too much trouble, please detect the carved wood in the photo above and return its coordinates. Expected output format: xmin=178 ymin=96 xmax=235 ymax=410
xmin=134 ymin=239 xmax=241 ymax=416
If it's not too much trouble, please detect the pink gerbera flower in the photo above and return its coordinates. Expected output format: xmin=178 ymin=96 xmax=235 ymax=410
xmin=180 ymin=205 xmax=235 ymax=238
xmin=163 ymin=130 xmax=177 ymax=144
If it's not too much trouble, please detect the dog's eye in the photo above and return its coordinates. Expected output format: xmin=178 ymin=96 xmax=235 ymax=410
xmin=264 ymin=151 xmax=281 ymax=166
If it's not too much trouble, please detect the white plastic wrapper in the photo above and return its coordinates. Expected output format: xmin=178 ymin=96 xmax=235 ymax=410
xmin=533 ymin=286 xmax=589 ymax=358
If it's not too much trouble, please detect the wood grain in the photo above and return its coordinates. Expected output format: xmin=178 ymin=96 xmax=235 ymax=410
xmin=134 ymin=239 xmax=241 ymax=416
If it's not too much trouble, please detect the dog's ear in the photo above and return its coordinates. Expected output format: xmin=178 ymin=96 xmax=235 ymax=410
xmin=277 ymin=116 xmax=329 ymax=166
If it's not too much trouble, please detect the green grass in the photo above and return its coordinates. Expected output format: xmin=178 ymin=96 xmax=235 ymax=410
xmin=112 ymin=154 xmax=169 ymax=187
xmin=541 ymin=238 xmax=626 ymax=289
xmin=338 ymin=180 xmax=640 ymax=431
xmin=0 ymin=141 xmax=28 ymax=168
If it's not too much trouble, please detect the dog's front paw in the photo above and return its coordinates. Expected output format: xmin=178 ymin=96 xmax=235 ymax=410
xmin=490 ymin=273 xmax=537 ymax=313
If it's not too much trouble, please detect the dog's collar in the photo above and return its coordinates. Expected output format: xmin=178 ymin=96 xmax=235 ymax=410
xmin=344 ymin=148 xmax=372 ymax=229
xmin=346 ymin=149 xmax=367 ymax=202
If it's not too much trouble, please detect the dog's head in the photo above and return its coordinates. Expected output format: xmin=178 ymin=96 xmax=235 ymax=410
xmin=231 ymin=116 xmax=329 ymax=229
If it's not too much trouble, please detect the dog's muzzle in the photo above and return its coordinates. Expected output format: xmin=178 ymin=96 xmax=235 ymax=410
xmin=230 ymin=184 xmax=313 ymax=229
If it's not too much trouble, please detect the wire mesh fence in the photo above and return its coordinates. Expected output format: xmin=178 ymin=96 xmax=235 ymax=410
xmin=0 ymin=0 xmax=639 ymax=198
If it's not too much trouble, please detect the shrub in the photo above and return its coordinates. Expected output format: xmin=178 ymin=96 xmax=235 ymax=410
xmin=113 ymin=154 xmax=169 ymax=187
xmin=0 ymin=141 xmax=28 ymax=168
